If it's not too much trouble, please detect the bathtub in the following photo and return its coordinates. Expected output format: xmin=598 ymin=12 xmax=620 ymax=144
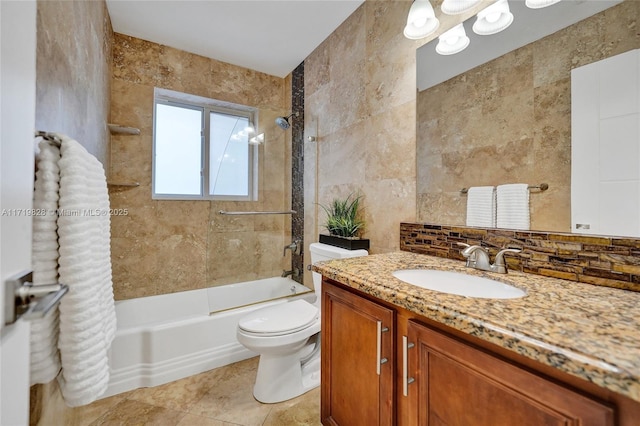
xmin=103 ymin=277 xmax=314 ymax=398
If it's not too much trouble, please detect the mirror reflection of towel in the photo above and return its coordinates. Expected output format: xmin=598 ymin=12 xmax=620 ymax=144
xmin=466 ymin=186 xmax=496 ymax=227
xmin=497 ymin=184 xmax=530 ymax=230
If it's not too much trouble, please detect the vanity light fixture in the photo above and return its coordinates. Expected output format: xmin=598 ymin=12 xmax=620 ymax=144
xmin=441 ymin=0 xmax=483 ymax=15
xmin=436 ymin=23 xmax=470 ymax=55
xmin=525 ymin=0 xmax=561 ymax=9
xmin=403 ymin=0 xmax=440 ymax=40
xmin=472 ymin=0 xmax=514 ymax=35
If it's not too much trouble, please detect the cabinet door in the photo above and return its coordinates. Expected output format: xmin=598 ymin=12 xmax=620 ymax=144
xmin=321 ymin=281 xmax=394 ymax=426
xmin=406 ymin=320 xmax=614 ymax=426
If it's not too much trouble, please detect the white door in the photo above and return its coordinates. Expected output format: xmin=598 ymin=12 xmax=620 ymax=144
xmin=0 ymin=1 xmax=37 ymax=425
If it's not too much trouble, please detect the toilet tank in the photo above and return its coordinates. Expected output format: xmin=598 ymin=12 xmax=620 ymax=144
xmin=309 ymin=242 xmax=368 ymax=303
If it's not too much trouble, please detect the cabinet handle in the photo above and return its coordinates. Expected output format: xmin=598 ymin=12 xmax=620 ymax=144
xmin=376 ymin=321 xmax=389 ymax=375
xmin=402 ymin=335 xmax=415 ymax=397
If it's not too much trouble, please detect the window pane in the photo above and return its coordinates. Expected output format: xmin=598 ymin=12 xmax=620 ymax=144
xmin=209 ymin=112 xmax=249 ymax=196
xmin=154 ymin=103 xmax=202 ymax=195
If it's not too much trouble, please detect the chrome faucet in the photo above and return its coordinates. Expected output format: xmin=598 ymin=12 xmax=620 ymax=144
xmin=283 ymin=239 xmax=302 ymax=256
xmin=457 ymin=243 xmax=521 ymax=274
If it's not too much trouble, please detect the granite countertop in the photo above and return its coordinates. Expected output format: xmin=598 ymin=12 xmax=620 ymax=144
xmin=312 ymin=251 xmax=640 ymax=403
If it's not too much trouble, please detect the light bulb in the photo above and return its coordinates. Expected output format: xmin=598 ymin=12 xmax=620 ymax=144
xmin=413 ymin=16 xmax=427 ymax=27
xmin=446 ymin=36 xmax=459 ymax=45
xmin=486 ymin=11 xmax=501 ymax=23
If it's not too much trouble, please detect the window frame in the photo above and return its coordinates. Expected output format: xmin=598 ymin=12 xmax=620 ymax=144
xmin=152 ymin=89 xmax=258 ymax=201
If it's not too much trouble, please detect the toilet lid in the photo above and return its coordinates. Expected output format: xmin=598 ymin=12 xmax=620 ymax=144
xmin=238 ymin=299 xmax=319 ymax=335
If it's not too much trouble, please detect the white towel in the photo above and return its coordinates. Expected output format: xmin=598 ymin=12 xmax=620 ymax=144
xmin=42 ymin=134 xmax=117 ymax=407
xmin=496 ymin=184 xmax=530 ymax=230
xmin=31 ymin=139 xmax=62 ymax=385
xmin=466 ymin=186 xmax=496 ymax=227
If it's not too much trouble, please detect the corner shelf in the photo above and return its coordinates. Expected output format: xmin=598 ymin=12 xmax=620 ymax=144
xmin=107 ymin=182 xmax=140 ymax=188
xmin=108 ymin=123 xmax=140 ymax=188
xmin=108 ymin=123 xmax=140 ymax=135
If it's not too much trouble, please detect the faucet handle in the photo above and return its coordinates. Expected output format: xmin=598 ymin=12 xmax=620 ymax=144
xmin=457 ymin=243 xmax=482 ymax=268
xmin=283 ymin=239 xmax=303 ymax=256
xmin=460 ymin=244 xmax=486 ymax=258
xmin=456 ymin=242 xmax=473 ymax=257
xmin=494 ymin=248 xmax=521 ymax=266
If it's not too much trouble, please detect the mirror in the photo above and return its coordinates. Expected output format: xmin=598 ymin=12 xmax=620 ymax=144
xmin=416 ymin=0 xmax=638 ymax=235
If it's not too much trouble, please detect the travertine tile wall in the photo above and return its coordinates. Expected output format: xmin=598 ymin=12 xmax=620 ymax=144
xmin=304 ymin=1 xmax=418 ymax=270
xmin=110 ymin=34 xmax=292 ymax=300
xmin=417 ymin=1 xmax=640 ymax=232
xmin=32 ymin=1 xmax=114 ymax=422
xmin=35 ymin=0 xmax=112 ymax=166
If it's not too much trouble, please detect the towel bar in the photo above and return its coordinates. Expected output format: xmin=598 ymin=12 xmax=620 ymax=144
xmin=35 ymin=130 xmax=62 ymax=146
xmin=460 ymin=183 xmax=549 ymax=194
xmin=218 ymin=210 xmax=296 ymax=215
xmin=4 ymin=271 xmax=68 ymax=325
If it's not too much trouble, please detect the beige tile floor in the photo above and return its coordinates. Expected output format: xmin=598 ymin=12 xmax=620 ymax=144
xmin=44 ymin=357 xmax=321 ymax=426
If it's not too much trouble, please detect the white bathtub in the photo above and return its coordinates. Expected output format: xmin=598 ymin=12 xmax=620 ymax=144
xmin=103 ymin=277 xmax=314 ymax=398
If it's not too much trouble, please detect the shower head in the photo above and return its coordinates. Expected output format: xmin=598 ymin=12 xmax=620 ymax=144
xmin=275 ymin=116 xmax=291 ymax=130
xmin=275 ymin=112 xmax=298 ymax=130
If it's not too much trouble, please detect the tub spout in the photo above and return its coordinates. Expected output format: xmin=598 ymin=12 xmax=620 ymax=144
xmin=281 ymin=268 xmax=300 ymax=278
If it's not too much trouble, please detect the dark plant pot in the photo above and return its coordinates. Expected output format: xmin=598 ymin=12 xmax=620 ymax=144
xmin=320 ymin=234 xmax=370 ymax=251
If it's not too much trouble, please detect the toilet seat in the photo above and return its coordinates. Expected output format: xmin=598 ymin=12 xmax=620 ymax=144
xmin=238 ymin=299 xmax=319 ymax=337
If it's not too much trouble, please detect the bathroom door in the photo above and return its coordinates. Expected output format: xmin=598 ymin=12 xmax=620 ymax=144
xmin=0 ymin=1 xmax=37 ymax=424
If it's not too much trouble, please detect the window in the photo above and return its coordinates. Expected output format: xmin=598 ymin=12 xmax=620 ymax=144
xmin=152 ymin=89 xmax=258 ymax=200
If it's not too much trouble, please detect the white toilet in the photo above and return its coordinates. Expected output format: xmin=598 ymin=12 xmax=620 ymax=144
xmin=236 ymin=242 xmax=368 ymax=403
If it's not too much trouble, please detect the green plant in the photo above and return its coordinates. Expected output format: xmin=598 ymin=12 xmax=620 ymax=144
xmin=320 ymin=193 xmax=365 ymax=238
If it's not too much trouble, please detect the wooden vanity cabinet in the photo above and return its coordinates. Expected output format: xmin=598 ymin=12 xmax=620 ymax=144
xmin=321 ymin=281 xmax=394 ymax=425
xmin=405 ymin=320 xmax=615 ymax=426
xmin=322 ymin=278 xmax=622 ymax=426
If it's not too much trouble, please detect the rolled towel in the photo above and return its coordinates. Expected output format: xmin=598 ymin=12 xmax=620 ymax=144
xmin=496 ymin=184 xmax=530 ymax=230
xmin=466 ymin=186 xmax=496 ymax=227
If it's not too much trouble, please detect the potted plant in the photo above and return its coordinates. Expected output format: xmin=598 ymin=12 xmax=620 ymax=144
xmin=319 ymin=193 xmax=370 ymax=250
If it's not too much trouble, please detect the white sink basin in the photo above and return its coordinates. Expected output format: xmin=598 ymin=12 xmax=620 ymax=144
xmin=392 ymin=269 xmax=526 ymax=299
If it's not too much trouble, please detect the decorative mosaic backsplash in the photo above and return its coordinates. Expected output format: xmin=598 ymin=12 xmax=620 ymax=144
xmin=400 ymin=222 xmax=640 ymax=293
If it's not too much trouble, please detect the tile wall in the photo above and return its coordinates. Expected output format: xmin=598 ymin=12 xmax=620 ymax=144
xmin=31 ymin=2 xmax=114 ymax=424
xmin=109 ymin=34 xmax=292 ymax=300
xmin=401 ymin=222 xmax=640 ymax=292
xmin=35 ymin=0 xmax=112 ymax=166
xmin=303 ymin=1 xmax=418 ymax=265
